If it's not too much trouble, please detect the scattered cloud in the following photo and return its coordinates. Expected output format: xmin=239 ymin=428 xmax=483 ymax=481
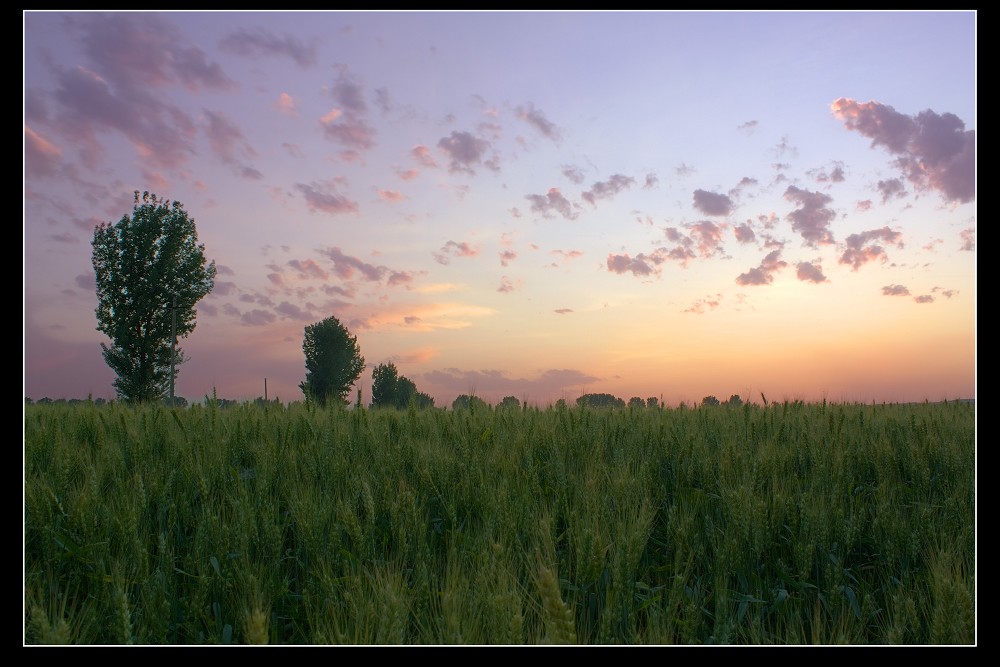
xmin=607 ymin=251 xmax=667 ymax=277
xmin=219 ymin=28 xmax=318 ymax=67
xmin=412 ymin=145 xmax=438 ymax=168
xmin=735 ymin=249 xmax=788 ymax=286
xmin=296 ymin=182 xmax=359 ymax=215
xmin=433 ymin=240 xmax=481 ymax=265
xmin=959 ymin=228 xmax=975 ymax=251
xmin=499 ymin=249 xmax=517 ymax=266
xmin=840 ymin=226 xmax=904 ymax=270
xmin=562 ymin=165 xmax=585 ymax=184
xmin=516 ymin=103 xmax=561 ymax=142
xmin=831 ymin=97 xmax=975 ymax=204
xmin=682 ymin=293 xmax=722 ymax=314
xmin=241 ymin=309 xmax=277 ymax=326
xmin=437 ymin=130 xmax=491 ymax=174
xmin=783 ymin=186 xmax=836 ymax=246
xmin=276 ymin=92 xmax=298 ymax=116
xmin=317 ymin=246 xmax=413 ymax=287
xmin=733 ymin=222 xmax=756 ymax=244
xmin=877 ymin=178 xmax=907 ymax=203
xmin=692 ymin=189 xmax=733 ymax=216
xmin=24 ymin=125 xmax=62 ymax=178
xmin=377 ymin=189 xmax=405 ymax=203
xmin=882 ymin=284 xmax=910 ymax=296
xmin=582 ymin=174 xmax=635 ymax=206
xmin=796 ymin=261 xmax=828 ymax=283
xmin=526 ymin=188 xmax=578 ymax=220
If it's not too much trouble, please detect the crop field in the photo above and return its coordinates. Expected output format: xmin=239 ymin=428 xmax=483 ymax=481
xmin=23 ymin=399 xmax=975 ymax=645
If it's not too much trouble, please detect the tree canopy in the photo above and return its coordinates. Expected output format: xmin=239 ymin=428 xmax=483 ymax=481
xmin=576 ymin=393 xmax=625 ymax=409
xmin=91 ymin=191 xmax=215 ymax=403
xmin=370 ymin=362 xmax=434 ymax=409
xmin=452 ymin=394 xmax=489 ymax=411
xmin=299 ymin=316 xmax=365 ymax=407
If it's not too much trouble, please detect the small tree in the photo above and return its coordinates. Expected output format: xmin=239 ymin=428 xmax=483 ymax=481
xmin=92 ymin=191 xmax=216 ymax=403
xmin=371 ymin=362 xmax=401 ymax=408
xmin=452 ymin=394 xmax=488 ymax=411
xmin=701 ymin=395 xmax=721 ymax=407
xmin=299 ymin=316 xmax=365 ymax=407
xmin=371 ymin=362 xmax=434 ymax=409
xmin=725 ymin=394 xmax=743 ymax=407
xmin=577 ymin=393 xmax=625 ymax=409
xmin=499 ymin=396 xmax=521 ymax=410
xmin=627 ymin=396 xmax=645 ymax=409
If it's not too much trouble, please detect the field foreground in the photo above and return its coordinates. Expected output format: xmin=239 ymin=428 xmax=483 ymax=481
xmin=24 ymin=399 xmax=976 ymax=645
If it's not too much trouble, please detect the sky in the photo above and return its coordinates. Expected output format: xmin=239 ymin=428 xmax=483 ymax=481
xmin=23 ymin=10 xmax=977 ymax=408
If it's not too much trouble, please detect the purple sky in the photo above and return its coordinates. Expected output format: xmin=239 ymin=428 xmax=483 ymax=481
xmin=24 ymin=10 xmax=976 ymax=406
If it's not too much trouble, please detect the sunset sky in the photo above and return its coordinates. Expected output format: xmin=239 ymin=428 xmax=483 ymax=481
xmin=23 ymin=10 xmax=977 ymax=407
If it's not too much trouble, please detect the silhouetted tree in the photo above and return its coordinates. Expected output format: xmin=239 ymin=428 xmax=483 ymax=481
xmin=499 ymin=396 xmax=521 ymax=410
xmin=92 ymin=191 xmax=216 ymax=403
xmin=701 ymin=395 xmax=721 ymax=407
xmin=370 ymin=361 xmax=434 ymax=409
xmin=576 ymin=393 xmax=626 ymax=409
xmin=725 ymin=394 xmax=743 ymax=407
xmin=452 ymin=394 xmax=489 ymax=411
xmin=371 ymin=362 xmax=401 ymax=408
xmin=646 ymin=396 xmax=659 ymax=409
xmin=628 ymin=396 xmax=645 ymax=409
xmin=299 ymin=316 xmax=365 ymax=407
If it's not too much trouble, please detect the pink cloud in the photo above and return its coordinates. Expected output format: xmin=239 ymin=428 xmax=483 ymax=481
xmin=839 ymin=226 xmax=904 ymax=270
xmin=735 ymin=249 xmax=787 ymax=286
xmin=241 ymin=309 xmax=277 ymax=326
xmin=378 ymin=189 xmax=405 ymax=203
xmin=682 ymin=294 xmax=722 ymax=314
xmin=733 ymin=222 xmax=756 ymax=244
xmin=959 ymin=228 xmax=975 ymax=251
xmin=607 ymin=250 xmax=668 ymax=277
xmin=526 ymin=188 xmax=578 ymax=220
xmin=689 ymin=220 xmax=727 ymax=257
xmin=796 ymin=261 xmax=828 ymax=283
xmin=276 ymin=92 xmax=298 ymax=116
xmin=692 ymin=189 xmax=733 ymax=216
xmin=24 ymin=125 xmax=61 ymax=178
xmin=437 ymin=131 xmax=491 ymax=174
xmin=287 ymin=258 xmax=330 ymax=280
xmin=882 ymin=284 xmax=910 ymax=296
xmin=877 ymin=178 xmax=906 ymax=203
xmin=831 ymin=98 xmax=975 ymax=204
xmin=562 ymin=165 xmax=585 ymax=184
xmin=296 ymin=182 xmax=359 ymax=216
xmin=783 ymin=186 xmax=836 ymax=246
xmin=412 ymin=145 xmax=438 ymax=168
xmin=499 ymin=249 xmax=517 ymax=266
xmin=219 ymin=28 xmax=318 ymax=67
xmin=434 ymin=240 xmax=480 ymax=264
xmin=516 ymin=103 xmax=561 ymax=141
xmin=203 ymin=109 xmax=256 ymax=165
xmin=582 ymin=174 xmax=634 ymax=206
xmin=319 ymin=246 xmax=385 ymax=281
